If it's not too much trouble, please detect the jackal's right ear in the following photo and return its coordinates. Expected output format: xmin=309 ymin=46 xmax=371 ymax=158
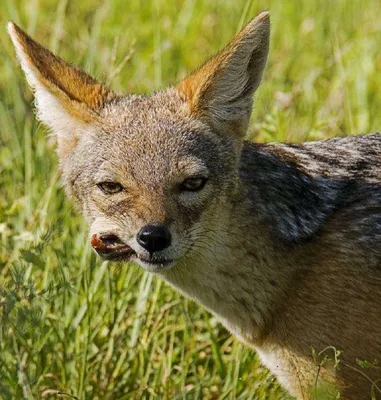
xmin=8 ymin=22 xmax=116 ymax=160
xmin=178 ymin=12 xmax=270 ymax=138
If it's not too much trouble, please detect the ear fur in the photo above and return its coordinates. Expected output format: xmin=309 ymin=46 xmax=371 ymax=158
xmin=178 ymin=12 xmax=270 ymax=137
xmin=7 ymin=22 xmax=116 ymax=159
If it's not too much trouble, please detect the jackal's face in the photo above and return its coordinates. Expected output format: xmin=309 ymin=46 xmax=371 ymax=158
xmin=62 ymin=91 xmax=242 ymax=271
xmin=8 ymin=13 xmax=269 ymax=271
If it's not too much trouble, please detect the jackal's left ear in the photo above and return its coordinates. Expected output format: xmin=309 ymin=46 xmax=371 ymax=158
xmin=8 ymin=22 xmax=116 ymax=159
xmin=178 ymin=12 xmax=270 ymax=137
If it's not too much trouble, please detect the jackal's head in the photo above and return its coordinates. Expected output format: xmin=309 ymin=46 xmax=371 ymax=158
xmin=8 ymin=13 xmax=269 ymax=271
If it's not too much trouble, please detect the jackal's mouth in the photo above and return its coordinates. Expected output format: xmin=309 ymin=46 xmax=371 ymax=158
xmin=138 ymin=257 xmax=174 ymax=266
xmin=90 ymin=233 xmax=176 ymax=269
xmin=90 ymin=233 xmax=136 ymax=261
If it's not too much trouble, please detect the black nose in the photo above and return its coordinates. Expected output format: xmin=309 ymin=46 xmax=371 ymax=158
xmin=137 ymin=224 xmax=171 ymax=253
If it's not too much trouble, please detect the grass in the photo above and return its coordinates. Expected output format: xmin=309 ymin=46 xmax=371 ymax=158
xmin=0 ymin=0 xmax=381 ymax=398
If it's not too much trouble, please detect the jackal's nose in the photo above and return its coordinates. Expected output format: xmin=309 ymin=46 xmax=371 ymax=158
xmin=137 ymin=224 xmax=171 ymax=253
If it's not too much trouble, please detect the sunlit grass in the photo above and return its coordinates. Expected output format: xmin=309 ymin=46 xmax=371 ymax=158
xmin=1 ymin=0 xmax=381 ymax=398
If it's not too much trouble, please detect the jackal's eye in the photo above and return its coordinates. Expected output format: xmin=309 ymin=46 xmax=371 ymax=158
xmin=180 ymin=177 xmax=207 ymax=192
xmin=97 ymin=181 xmax=123 ymax=195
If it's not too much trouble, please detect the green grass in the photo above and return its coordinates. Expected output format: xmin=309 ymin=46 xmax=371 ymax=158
xmin=1 ymin=0 xmax=381 ymax=398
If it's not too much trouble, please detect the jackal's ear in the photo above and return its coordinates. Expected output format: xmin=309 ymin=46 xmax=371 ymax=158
xmin=8 ymin=22 xmax=116 ymax=159
xmin=178 ymin=12 xmax=270 ymax=137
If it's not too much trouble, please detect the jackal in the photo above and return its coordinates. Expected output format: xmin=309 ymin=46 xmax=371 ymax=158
xmin=8 ymin=12 xmax=381 ymax=399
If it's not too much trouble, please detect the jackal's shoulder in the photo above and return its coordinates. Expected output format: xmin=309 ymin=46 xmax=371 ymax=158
xmin=240 ymin=133 xmax=381 ymax=245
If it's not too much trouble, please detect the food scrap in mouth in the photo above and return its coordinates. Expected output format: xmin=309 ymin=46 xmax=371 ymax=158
xmin=91 ymin=234 xmax=107 ymax=250
xmin=90 ymin=233 xmax=135 ymax=260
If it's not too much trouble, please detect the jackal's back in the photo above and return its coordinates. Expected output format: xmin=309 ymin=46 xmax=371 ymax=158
xmin=241 ymin=133 xmax=381 ymax=247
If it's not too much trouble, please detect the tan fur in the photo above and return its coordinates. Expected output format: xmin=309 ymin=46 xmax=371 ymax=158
xmin=178 ymin=12 xmax=269 ymax=136
xmin=7 ymin=23 xmax=114 ymax=113
xmin=7 ymin=22 xmax=116 ymax=161
xmin=9 ymin=12 xmax=381 ymax=400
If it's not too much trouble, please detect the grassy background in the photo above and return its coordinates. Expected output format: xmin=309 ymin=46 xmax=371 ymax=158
xmin=0 ymin=0 xmax=381 ymax=399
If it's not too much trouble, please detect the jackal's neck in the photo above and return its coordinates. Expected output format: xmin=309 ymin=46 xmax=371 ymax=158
xmin=161 ymin=140 xmax=343 ymax=345
xmin=161 ymin=193 xmax=288 ymax=345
